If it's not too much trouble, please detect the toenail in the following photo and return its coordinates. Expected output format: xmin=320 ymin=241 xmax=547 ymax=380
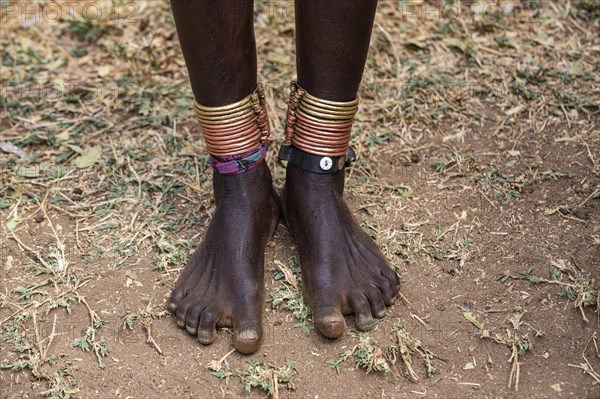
xmin=316 ymin=316 xmax=346 ymax=339
xmin=186 ymin=325 xmax=197 ymax=334
xmin=238 ymin=329 xmax=258 ymax=341
xmin=198 ymin=332 xmax=214 ymax=344
xmin=325 ymin=321 xmax=340 ymax=330
xmin=322 ymin=316 xmax=342 ymax=325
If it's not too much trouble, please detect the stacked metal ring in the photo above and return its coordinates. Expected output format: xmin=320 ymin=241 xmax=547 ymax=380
xmin=194 ymin=83 xmax=270 ymax=157
xmin=284 ymin=81 xmax=358 ymax=157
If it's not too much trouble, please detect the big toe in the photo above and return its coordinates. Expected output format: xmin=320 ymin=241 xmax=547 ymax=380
xmin=234 ymin=322 xmax=262 ymax=354
xmin=315 ymin=306 xmax=346 ymax=339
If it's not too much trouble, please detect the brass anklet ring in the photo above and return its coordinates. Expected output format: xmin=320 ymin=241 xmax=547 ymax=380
xmin=193 ymin=96 xmax=252 ymax=113
xmin=281 ymin=81 xmax=359 ymax=173
xmin=194 ymin=83 xmax=270 ymax=159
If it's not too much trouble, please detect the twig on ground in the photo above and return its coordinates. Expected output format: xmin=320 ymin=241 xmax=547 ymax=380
xmin=206 ymin=349 xmax=236 ymax=372
xmin=141 ymin=318 xmax=163 ymax=355
xmin=507 ymin=344 xmax=521 ymax=391
xmin=568 ymin=332 xmax=600 ymax=383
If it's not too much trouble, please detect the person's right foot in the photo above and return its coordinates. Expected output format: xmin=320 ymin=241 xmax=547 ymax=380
xmin=168 ymin=162 xmax=279 ymax=354
xmin=282 ymin=165 xmax=400 ymax=338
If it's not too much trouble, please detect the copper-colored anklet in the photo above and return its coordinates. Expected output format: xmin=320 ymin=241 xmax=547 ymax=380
xmin=279 ymin=81 xmax=358 ymax=174
xmin=193 ymin=83 xmax=270 ymax=157
xmin=193 ymin=84 xmax=270 ymax=175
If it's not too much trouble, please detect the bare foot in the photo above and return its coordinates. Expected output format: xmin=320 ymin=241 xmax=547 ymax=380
xmin=282 ymin=164 xmax=400 ymax=338
xmin=168 ymin=163 xmax=279 ymax=354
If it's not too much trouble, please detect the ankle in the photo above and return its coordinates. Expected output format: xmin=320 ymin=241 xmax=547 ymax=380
xmin=286 ymin=165 xmax=345 ymax=197
xmin=213 ymin=162 xmax=274 ymax=207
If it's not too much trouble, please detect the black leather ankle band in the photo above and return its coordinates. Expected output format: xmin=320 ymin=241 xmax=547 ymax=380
xmin=278 ymin=145 xmax=356 ymax=174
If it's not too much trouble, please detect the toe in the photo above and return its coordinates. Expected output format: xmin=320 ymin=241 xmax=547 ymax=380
xmin=197 ymin=306 xmax=219 ymax=345
xmin=376 ymin=277 xmax=398 ymax=306
xmin=315 ymin=306 xmax=346 ymax=339
xmin=367 ymin=287 xmax=387 ymax=318
xmin=185 ymin=302 xmax=205 ymax=335
xmin=233 ymin=300 xmax=263 ymax=354
xmin=371 ymin=257 xmax=400 ymax=289
xmin=175 ymin=295 xmax=196 ymax=327
xmin=349 ymin=294 xmax=374 ymax=331
xmin=384 ymin=267 xmax=401 ymax=288
xmin=168 ymin=285 xmax=187 ymax=313
xmin=234 ymin=321 xmax=262 ymax=354
xmin=353 ymin=230 xmax=401 ymax=289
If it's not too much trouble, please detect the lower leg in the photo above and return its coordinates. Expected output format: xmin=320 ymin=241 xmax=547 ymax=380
xmin=168 ymin=0 xmax=278 ymax=354
xmin=296 ymin=0 xmax=377 ymax=101
xmin=171 ymin=0 xmax=256 ymax=104
xmin=284 ymin=0 xmax=400 ymax=338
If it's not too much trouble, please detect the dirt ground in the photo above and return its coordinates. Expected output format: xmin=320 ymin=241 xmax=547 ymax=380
xmin=1 ymin=1 xmax=599 ymax=398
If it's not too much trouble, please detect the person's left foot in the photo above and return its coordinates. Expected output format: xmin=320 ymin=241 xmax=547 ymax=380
xmin=282 ymin=164 xmax=400 ymax=339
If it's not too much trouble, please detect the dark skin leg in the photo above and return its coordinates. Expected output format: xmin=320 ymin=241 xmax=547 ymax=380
xmin=167 ymin=0 xmax=279 ymax=354
xmin=284 ymin=0 xmax=400 ymax=338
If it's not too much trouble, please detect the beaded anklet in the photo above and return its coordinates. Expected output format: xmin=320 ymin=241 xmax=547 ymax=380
xmin=208 ymin=144 xmax=267 ymax=175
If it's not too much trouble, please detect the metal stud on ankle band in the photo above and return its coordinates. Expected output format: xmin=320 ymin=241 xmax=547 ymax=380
xmin=279 ymin=145 xmax=356 ymax=175
xmin=320 ymin=157 xmax=333 ymax=171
